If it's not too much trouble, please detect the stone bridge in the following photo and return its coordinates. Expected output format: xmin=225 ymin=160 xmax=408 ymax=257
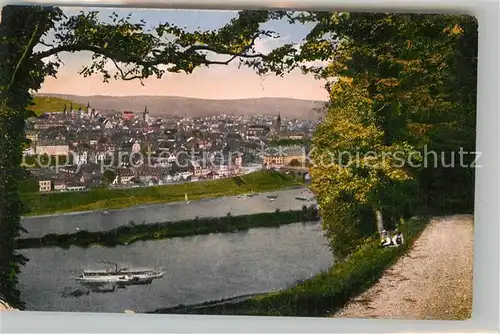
xmin=278 ymin=166 xmax=311 ymax=180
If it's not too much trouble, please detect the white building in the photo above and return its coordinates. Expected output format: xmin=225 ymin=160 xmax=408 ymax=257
xmin=38 ymin=180 xmax=51 ymax=192
xmin=73 ymin=151 xmax=88 ymax=165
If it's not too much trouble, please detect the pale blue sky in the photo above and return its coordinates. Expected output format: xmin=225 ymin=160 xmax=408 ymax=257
xmin=39 ymin=8 xmax=328 ymax=100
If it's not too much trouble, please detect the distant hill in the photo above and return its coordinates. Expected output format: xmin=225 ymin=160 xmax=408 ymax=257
xmin=38 ymin=94 xmax=327 ymax=120
xmin=29 ymin=96 xmax=86 ymax=116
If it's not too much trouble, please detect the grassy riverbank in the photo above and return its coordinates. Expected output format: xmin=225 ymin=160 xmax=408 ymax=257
xmin=20 ymin=171 xmax=301 ymax=216
xmin=16 ymin=205 xmax=320 ymax=249
xmin=149 ymin=216 xmax=429 ymax=317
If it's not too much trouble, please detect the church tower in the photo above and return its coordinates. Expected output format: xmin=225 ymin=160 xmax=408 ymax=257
xmin=87 ymin=102 xmax=93 ymax=118
xmin=276 ymin=113 xmax=282 ymax=134
xmin=143 ymin=106 xmax=150 ymax=123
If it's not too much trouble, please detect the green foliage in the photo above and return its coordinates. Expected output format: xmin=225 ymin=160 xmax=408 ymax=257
xmin=309 ymin=79 xmax=418 ymax=258
xmin=21 ymin=171 xmax=300 ymax=216
xmin=23 ymin=8 xmax=289 ymax=83
xmin=17 ymin=205 xmax=320 ymax=249
xmin=300 ymin=14 xmax=477 ymax=258
xmin=18 ymin=177 xmax=39 ymax=194
xmin=319 ymin=200 xmax=373 ymax=259
xmin=0 ymin=6 xmax=50 ymax=308
xmin=102 ymin=169 xmax=117 ymax=185
xmin=28 ymin=96 xmax=85 ymax=115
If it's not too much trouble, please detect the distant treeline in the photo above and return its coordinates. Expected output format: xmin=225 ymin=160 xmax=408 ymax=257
xmin=16 ymin=205 xmax=320 ymax=249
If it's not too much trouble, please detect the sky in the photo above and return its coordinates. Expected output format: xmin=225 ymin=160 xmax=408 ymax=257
xmin=38 ymin=8 xmax=329 ymax=101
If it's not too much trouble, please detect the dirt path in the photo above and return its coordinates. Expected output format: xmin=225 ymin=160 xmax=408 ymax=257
xmin=333 ymin=215 xmax=474 ymax=320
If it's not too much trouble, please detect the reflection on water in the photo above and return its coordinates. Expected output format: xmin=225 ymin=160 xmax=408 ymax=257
xmin=62 ymin=283 xmax=133 ymax=298
xmin=18 ymin=222 xmax=332 ymax=314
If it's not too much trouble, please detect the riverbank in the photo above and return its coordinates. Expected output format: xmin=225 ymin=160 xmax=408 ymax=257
xmin=333 ymin=214 xmax=473 ymax=320
xmin=20 ymin=171 xmax=301 ymax=217
xmin=21 ymin=187 xmax=315 ymax=239
xmin=149 ymin=215 xmax=430 ymax=316
xmin=17 ymin=205 xmax=320 ymax=249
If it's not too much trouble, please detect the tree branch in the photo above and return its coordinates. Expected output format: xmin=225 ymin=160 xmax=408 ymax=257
xmin=32 ymin=34 xmax=269 ymax=68
xmin=183 ymin=32 xmax=268 ymax=59
xmin=7 ymin=17 xmax=42 ymax=91
xmin=109 ymin=58 xmax=144 ymax=82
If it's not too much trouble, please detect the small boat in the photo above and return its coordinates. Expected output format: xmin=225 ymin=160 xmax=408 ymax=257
xmin=295 ymin=196 xmax=308 ymax=201
xmin=101 ymin=211 xmax=110 ymax=215
xmin=267 ymin=195 xmax=278 ymax=199
xmin=75 ymin=262 xmax=163 ymax=286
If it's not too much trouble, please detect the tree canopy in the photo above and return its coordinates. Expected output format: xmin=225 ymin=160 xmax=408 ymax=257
xmin=306 ymin=13 xmax=477 ymax=257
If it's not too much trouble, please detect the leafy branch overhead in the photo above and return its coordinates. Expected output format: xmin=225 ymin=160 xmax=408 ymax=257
xmin=30 ymin=8 xmax=305 ymax=84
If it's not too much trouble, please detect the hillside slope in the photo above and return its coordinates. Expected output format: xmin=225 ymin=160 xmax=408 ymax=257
xmin=29 ymin=96 xmax=86 ymax=115
xmin=38 ymin=93 xmax=326 ymax=120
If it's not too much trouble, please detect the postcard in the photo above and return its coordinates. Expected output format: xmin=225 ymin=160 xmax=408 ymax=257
xmin=0 ymin=6 xmax=476 ymax=320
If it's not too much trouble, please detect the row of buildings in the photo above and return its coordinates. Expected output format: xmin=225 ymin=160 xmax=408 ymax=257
xmin=26 ymin=103 xmax=315 ymax=193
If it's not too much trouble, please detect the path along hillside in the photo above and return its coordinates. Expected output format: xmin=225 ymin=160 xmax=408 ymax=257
xmin=333 ymin=215 xmax=473 ymax=320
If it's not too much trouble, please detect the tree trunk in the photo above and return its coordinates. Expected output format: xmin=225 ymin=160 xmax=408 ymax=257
xmin=0 ymin=99 xmax=27 ymax=309
xmin=0 ymin=5 xmax=43 ymax=308
xmin=375 ymin=209 xmax=385 ymax=236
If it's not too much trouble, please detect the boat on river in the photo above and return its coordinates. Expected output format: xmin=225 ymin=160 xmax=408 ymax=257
xmin=267 ymin=195 xmax=278 ymax=202
xmin=295 ymin=196 xmax=308 ymax=201
xmin=75 ymin=262 xmax=163 ymax=286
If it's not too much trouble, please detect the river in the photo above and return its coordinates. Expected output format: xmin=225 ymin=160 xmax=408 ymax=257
xmin=21 ymin=188 xmax=316 ymax=238
xmin=18 ymin=221 xmax=332 ymax=313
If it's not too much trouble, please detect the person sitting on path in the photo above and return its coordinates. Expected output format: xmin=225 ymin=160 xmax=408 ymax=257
xmin=381 ymin=230 xmax=393 ymax=247
xmin=393 ymin=230 xmax=404 ymax=245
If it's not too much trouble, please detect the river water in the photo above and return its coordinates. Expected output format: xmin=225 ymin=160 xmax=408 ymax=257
xmin=21 ymin=188 xmax=316 ymax=238
xmin=18 ymin=222 xmax=332 ymax=313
